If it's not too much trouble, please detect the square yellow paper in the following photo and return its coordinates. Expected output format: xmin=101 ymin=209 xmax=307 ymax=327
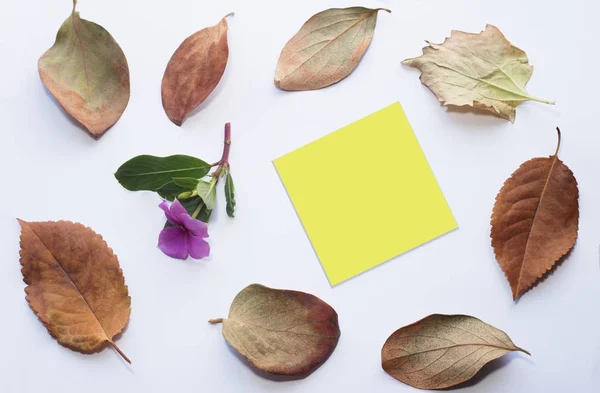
xmin=274 ymin=103 xmax=457 ymax=285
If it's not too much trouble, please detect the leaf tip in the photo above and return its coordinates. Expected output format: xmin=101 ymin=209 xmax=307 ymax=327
xmin=517 ymin=347 xmax=531 ymax=356
xmin=375 ymin=8 xmax=392 ymax=14
xmin=224 ymin=12 xmax=234 ymax=19
xmin=169 ymin=117 xmax=183 ymax=127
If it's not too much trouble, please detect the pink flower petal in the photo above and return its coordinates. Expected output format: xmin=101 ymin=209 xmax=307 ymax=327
xmin=158 ymin=227 xmax=189 ymax=259
xmin=159 ymin=200 xmax=179 ymax=225
xmin=169 ymin=200 xmax=189 ymax=222
xmin=188 ymin=235 xmax=210 ymax=259
xmin=179 ymin=214 xmax=209 ymax=238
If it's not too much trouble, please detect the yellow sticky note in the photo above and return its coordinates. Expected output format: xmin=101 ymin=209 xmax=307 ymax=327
xmin=274 ymin=103 xmax=457 ymax=285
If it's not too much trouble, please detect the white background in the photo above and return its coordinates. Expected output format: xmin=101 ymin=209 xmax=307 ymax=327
xmin=0 ymin=0 xmax=598 ymax=392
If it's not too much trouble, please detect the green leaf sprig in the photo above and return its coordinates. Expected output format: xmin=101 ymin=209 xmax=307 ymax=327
xmin=114 ymin=123 xmax=236 ymax=223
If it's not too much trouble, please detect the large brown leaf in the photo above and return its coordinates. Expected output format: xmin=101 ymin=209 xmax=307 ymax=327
xmin=209 ymin=284 xmax=340 ymax=377
xmin=38 ymin=0 xmax=130 ymax=138
xmin=161 ymin=13 xmax=232 ymax=126
xmin=403 ymin=25 xmax=554 ymax=122
xmin=491 ymin=128 xmax=578 ymax=300
xmin=18 ymin=220 xmax=131 ymax=363
xmin=274 ymin=7 xmax=390 ymax=91
xmin=382 ymin=314 xmax=529 ymax=390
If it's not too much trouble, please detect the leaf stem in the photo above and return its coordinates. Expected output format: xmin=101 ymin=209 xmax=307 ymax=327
xmin=109 ymin=341 xmax=131 ymax=364
xmin=191 ymin=201 xmax=204 ymax=219
xmin=212 ymin=123 xmax=232 ymax=179
xmin=208 ymin=318 xmax=224 ymax=324
xmin=528 ymin=96 xmax=555 ymax=105
xmin=375 ymin=8 xmax=392 ymax=13
xmin=554 ymin=127 xmax=562 ymax=157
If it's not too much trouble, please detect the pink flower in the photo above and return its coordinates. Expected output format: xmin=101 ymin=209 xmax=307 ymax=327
xmin=158 ymin=200 xmax=210 ymax=259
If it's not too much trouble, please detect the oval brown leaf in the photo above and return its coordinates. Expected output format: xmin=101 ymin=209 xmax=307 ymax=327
xmin=382 ymin=314 xmax=529 ymax=390
xmin=491 ymin=128 xmax=578 ymax=300
xmin=209 ymin=284 xmax=340 ymax=378
xmin=161 ymin=14 xmax=232 ymax=126
xmin=18 ymin=220 xmax=131 ymax=363
xmin=274 ymin=7 xmax=390 ymax=91
xmin=38 ymin=0 xmax=130 ymax=138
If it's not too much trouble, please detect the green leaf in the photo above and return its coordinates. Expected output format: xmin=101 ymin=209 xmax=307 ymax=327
xmin=225 ymin=172 xmax=236 ymax=217
xmin=115 ymin=155 xmax=211 ymax=191
xmin=180 ymin=196 xmax=212 ymax=223
xmin=197 ymin=179 xmax=217 ymax=210
xmin=172 ymin=177 xmax=200 ymax=189
xmin=157 ymin=182 xmax=187 ymax=201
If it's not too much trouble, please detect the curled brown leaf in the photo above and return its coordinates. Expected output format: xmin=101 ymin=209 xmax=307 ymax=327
xmin=161 ymin=13 xmax=233 ymax=126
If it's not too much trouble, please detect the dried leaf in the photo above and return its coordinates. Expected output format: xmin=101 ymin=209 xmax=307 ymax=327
xmin=38 ymin=0 xmax=130 ymax=138
xmin=209 ymin=284 xmax=340 ymax=377
xmin=18 ymin=220 xmax=131 ymax=363
xmin=403 ymin=24 xmax=554 ymax=122
xmin=274 ymin=7 xmax=391 ymax=91
xmin=491 ymin=128 xmax=578 ymax=300
xmin=382 ymin=314 xmax=529 ymax=390
xmin=161 ymin=13 xmax=232 ymax=126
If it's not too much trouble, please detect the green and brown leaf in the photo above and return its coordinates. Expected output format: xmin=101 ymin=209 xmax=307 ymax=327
xmin=38 ymin=0 xmax=130 ymax=138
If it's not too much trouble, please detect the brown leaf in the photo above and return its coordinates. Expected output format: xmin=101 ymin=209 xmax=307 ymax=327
xmin=491 ymin=128 xmax=578 ymax=300
xmin=38 ymin=0 xmax=130 ymax=138
xmin=382 ymin=314 xmax=529 ymax=390
xmin=402 ymin=25 xmax=554 ymax=122
xmin=209 ymin=284 xmax=340 ymax=377
xmin=161 ymin=13 xmax=233 ymax=126
xmin=18 ymin=220 xmax=131 ymax=363
xmin=274 ymin=7 xmax=391 ymax=91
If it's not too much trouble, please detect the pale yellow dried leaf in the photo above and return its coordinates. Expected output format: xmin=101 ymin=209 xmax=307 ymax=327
xmin=403 ymin=25 xmax=554 ymax=122
xmin=275 ymin=7 xmax=390 ymax=91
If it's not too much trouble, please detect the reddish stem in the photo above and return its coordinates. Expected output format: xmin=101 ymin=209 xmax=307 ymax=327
xmin=213 ymin=123 xmax=231 ymax=178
